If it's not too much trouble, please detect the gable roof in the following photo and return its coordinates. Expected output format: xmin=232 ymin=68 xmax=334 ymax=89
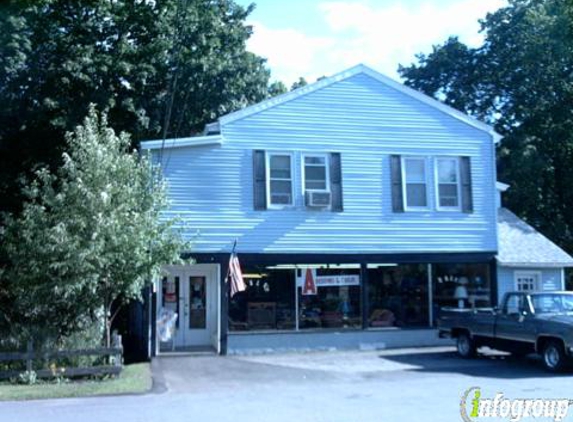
xmin=219 ymin=64 xmax=502 ymax=143
xmin=497 ymin=208 xmax=573 ymax=268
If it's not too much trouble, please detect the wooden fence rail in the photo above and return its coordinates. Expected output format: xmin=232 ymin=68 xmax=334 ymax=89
xmin=0 ymin=339 xmax=123 ymax=380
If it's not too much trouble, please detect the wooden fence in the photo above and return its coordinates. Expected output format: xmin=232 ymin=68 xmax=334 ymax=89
xmin=0 ymin=340 xmax=123 ymax=380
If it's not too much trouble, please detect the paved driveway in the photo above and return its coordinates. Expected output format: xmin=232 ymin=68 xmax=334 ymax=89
xmin=2 ymin=347 xmax=572 ymax=422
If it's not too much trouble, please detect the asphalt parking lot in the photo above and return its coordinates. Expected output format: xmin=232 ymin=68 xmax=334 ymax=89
xmin=2 ymin=347 xmax=572 ymax=422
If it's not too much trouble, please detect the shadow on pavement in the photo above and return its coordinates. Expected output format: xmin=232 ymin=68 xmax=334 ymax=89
xmin=379 ymin=349 xmax=572 ymax=379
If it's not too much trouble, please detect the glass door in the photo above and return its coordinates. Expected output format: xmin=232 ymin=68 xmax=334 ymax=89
xmin=180 ymin=271 xmax=214 ymax=347
xmin=160 ymin=265 xmax=218 ymax=350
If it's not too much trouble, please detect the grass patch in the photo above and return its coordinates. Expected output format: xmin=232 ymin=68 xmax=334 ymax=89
xmin=0 ymin=363 xmax=152 ymax=401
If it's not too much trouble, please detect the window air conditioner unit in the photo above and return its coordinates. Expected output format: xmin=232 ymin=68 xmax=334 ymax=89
xmin=305 ymin=191 xmax=331 ymax=208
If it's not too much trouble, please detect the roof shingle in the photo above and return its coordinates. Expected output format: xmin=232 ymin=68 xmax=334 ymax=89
xmin=497 ymin=208 xmax=573 ymax=267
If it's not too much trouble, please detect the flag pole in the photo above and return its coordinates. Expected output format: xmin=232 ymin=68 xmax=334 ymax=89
xmin=225 ymin=238 xmax=238 ymax=285
xmin=227 ymin=238 xmax=246 ymax=298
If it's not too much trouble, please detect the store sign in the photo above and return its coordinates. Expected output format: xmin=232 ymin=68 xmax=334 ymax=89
xmin=298 ymin=270 xmax=359 ymax=293
xmin=301 ymin=269 xmax=317 ymax=295
xmin=315 ymin=275 xmax=359 ymax=287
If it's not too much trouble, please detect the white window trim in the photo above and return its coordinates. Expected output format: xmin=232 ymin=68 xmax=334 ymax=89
xmin=401 ymin=156 xmax=430 ymax=211
xmin=514 ymin=270 xmax=542 ymax=292
xmin=434 ymin=156 xmax=462 ymax=212
xmin=301 ymin=153 xmax=330 ymax=195
xmin=265 ymin=151 xmax=295 ymax=210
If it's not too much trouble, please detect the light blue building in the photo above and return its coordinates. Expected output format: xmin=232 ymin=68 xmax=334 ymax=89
xmin=142 ymin=65 xmax=573 ymax=355
xmin=496 ymin=184 xmax=573 ymax=301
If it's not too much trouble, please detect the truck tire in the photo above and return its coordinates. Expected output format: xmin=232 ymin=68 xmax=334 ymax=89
xmin=541 ymin=340 xmax=568 ymax=372
xmin=456 ymin=332 xmax=477 ymax=358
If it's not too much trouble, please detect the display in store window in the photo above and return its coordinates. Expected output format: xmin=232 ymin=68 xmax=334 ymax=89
xmin=228 ymin=267 xmax=296 ymax=332
xmin=367 ymin=264 xmax=429 ymax=328
xmin=298 ymin=268 xmax=362 ymax=330
xmin=433 ymin=263 xmax=492 ymax=322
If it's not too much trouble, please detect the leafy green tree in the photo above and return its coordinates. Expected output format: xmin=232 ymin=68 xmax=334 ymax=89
xmin=267 ymin=81 xmax=288 ymax=98
xmin=0 ymin=0 xmax=274 ymax=213
xmin=0 ymin=107 xmax=186 ymax=347
xmin=291 ymin=77 xmax=309 ymax=91
xmin=399 ymin=0 xmax=573 ymax=254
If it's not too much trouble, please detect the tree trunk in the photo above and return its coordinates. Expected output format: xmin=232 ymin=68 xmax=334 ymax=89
xmin=104 ymin=302 xmax=111 ymax=349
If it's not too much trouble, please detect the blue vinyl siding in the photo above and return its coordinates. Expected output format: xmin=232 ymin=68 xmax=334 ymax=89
xmin=497 ymin=266 xmax=564 ymax=301
xmin=157 ymin=73 xmax=497 ymax=254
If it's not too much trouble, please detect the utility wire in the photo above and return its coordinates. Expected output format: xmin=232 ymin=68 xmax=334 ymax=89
xmin=158 ymin=0 xmax=190 ymax=170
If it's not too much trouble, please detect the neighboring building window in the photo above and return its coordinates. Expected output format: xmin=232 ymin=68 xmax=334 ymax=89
xmin=266 ymin=153 xmax=293 ymax=207
xmin=402 ymin=157 xmax=428 ymax=209
xmin=515 ymin=271 xmax=540 ymax=292
xmin=303 ymin=155 xmax=329 ymax=192
xmin=436 ymin=157 xmax=461 ymax=210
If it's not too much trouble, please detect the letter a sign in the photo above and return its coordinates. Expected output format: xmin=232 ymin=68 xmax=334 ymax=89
xmin=302 ymin=268 xmax=317 ymax=295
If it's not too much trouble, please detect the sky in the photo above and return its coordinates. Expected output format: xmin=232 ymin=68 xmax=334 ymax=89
xmin=235 ymin=0 xmax=507 ymax=85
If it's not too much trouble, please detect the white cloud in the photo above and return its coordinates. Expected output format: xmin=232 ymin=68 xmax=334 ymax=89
xmin=247 ymin=21 xmax=335 ymax=85
xmin=246 ymin=0 xmax=507 ymax=85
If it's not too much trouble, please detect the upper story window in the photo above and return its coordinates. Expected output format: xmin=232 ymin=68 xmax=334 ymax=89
xmin=303 ymin=155 xmax=330 ymax=192
xmin=402 ymin=157 xmax=428 ymax=210
xmin=266 ymin=153 xmax=294 ymax=208
xmin=435 ymin=157 xmax=461 ymax=210
xmin=253 ymin=150 xmax=342 ymax=212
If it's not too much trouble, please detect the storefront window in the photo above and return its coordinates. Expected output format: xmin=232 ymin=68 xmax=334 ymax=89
xmin=298 ymin=268 xmax=362 ymax=330
xmin=367 ymin=264 xmax=429 ymax=328
xmin=228 ymin=267 xmax=296 ymax=331
xmin=433 ymin=263 xmax=492 ymax=322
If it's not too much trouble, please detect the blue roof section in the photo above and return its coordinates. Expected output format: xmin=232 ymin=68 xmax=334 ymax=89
xmin=497 ymin=208 xmax=573 ymax=267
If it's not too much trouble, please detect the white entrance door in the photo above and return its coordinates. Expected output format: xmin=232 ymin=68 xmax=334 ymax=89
xmin=161 ymin=265 xmax=218 ymax=349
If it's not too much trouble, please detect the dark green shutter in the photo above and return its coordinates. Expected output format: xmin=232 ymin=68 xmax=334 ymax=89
xmin=253 ymin=150 xmax=267 ymax=210
xmin=390 ymin=155 xmax=404 ymax=212
xmin=460 ymin=156 xmax=473 ymax=213
xmin=330 ymin=153 xmax=343 ymax=211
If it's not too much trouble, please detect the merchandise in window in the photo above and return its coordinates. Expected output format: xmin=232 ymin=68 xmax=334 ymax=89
xmin=228 ymin=267 xmax=296 ymax=331
xmin=298 ymin=268 xmax=361 ymax=330
xmin=433 ymin=263 xmax=492 ymax=322
xmin=367 ymin=264 xmax=429 ymax=328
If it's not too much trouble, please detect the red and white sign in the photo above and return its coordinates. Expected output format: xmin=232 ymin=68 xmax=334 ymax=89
xmin=164 ymin=278 xmax=177 ymax=303
xmin=301 ymin=268 xmax=317 ymax=295
xmin=298 ymin=270 xmax=360 ymax=293
xmin=315 ymin=275 xmax=359 ymax=287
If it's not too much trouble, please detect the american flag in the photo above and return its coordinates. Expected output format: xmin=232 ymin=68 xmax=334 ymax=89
xmin=228 ymin=251 xmax=246 ymax=298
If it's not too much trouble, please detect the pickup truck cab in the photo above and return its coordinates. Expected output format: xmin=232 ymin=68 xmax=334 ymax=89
xmin=438 ymin=291 xmax=573 ymax=372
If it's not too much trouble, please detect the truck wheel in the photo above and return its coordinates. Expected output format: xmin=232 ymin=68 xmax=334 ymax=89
xmin=457 ymin=333 xmax=477 ymax=358
xmin=542 ymin=341 xmax=567 ymax=372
